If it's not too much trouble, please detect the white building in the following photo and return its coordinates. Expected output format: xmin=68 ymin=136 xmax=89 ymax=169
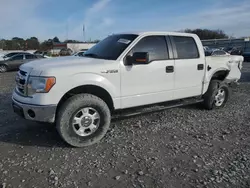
xmin=67 ymin=43 xmax=96 ymax=53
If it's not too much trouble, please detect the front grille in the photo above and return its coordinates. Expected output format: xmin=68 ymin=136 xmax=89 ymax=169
xmin=15 ymin=69 xmax=28 ymax=95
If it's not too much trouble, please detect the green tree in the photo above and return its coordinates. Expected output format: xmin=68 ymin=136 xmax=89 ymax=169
xmin=184 ymin=29 xmax=229 ymax=40
xmin=52 ymin=37 xmax=60 ymax=43
xmin=12 ymin=37 xmax=25 ymax=50
xmin=26 ymin=37 xmax=39 ymax=50
xmin=40 ymin=39 xmax=53 ymax=51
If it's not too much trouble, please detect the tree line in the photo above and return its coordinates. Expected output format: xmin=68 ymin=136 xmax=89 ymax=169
xmin=183 ymin=29 xmax=229 ymax=40
xmin=0 ymin=36 xmax=99 ymax=51
xmin=0 ymin=29 xmax=230 ymax=51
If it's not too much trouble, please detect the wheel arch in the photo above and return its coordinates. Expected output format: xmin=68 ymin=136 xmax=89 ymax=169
xmin=203 ymin=68 xmax=230 ymax=94
xmin=56 ymin=85 xmax=115 ymax=115
xmin=0 ymin=63 xmax=9 ymax=69
xmin=210 ymin=69 xmax=230 ymax=81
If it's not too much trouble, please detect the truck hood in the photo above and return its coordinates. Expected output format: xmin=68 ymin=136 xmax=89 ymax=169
xmin=20 ymin=56 xmax=113 ymax=76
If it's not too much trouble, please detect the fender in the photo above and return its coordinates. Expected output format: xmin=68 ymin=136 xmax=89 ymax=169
xmin=205 ymin=67 xmax=230 ymax=83
xmin=1 ymin=63 xmax=9 ymax=69
xmin=53 ymin=72 xmax=121 ymax=108
xmin=202 ymin=67 xmax=230 ymax=94
xmin=71 ymin=73 xmax=119 ymax=96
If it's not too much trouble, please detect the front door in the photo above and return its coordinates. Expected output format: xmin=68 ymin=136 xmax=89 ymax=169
xmin=120 ymin=35 xmax=175 ymax=109
xmin=8 ymin=54 xmax=24 ymax=70
xmin=170 ymin=36 xmax=205 ymax=99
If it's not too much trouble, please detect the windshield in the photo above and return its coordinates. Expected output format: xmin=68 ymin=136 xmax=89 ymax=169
xmin=83 ymin=34 xmax=138 ymax=60
xmin=4 ymin=53 xmax=16 ymax=58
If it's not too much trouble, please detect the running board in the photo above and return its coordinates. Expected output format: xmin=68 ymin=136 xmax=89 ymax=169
xmin=112 ymin=97 xmax=204 ymax=119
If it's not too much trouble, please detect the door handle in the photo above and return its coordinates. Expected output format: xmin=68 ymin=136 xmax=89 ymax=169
xmin=166 ymin=66 xmax=174 ymax=73
xmin=197 ymin=64 xmax=204 ymax=70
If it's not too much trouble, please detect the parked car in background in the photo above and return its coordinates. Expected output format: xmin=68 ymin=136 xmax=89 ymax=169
xmin=221 ymin=47 xmax=243 ymax=55
xmin=243 ymin=52 xmax=250 ymax=62
xmin=33 ymin=51 xmax=51 ymax=58
xmin=59 ymin=48 xmax=73 ymax=56
xmin=211 ymin=50 xmax=230 ymax=56
xmin=203 ymin=47 xmax=221 ymax=56
xmin=0 ymin=52 xmax=31 ymax=61
xmin=0 ymin=52 xmax=5 ymax=58
xmin=0 ymin=54 xmax=43 ymax=73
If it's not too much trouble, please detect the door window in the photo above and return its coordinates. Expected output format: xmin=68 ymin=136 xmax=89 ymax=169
xmin=25 ymin=54 xmax=37 ymax=59
xmin=11 ymin=55 xmax=24 ymax=60
xmin=129 ymin=36 xmax=169 ymax=62
xmin=172 ymin=36 xmax=199 ymax=59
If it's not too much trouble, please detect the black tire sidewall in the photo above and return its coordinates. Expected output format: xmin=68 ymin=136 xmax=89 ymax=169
xmin=57 ymin=94 xmax=111 ymax=147
xmin=204 ymin=80 xmax=230 ymax=110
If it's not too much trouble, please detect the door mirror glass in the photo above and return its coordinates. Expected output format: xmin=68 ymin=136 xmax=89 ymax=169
xmin=126 ymin=52 xmax=149 ymax=65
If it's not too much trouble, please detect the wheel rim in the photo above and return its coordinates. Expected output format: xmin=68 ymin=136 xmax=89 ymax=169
xmin=214 ymin=88 xmax=226 ymax=107
xmin=0 ymin=65 xmax=6 ymax=72
xmin=72 ymin=107 xmax=100 ymax=137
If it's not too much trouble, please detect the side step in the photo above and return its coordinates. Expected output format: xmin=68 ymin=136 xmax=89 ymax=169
xmin=112 ymin=97 xmax=204 ymax=119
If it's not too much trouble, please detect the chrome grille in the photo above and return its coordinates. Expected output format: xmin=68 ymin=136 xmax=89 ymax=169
xmin=15 ymin=69 xmax=28 ymax=96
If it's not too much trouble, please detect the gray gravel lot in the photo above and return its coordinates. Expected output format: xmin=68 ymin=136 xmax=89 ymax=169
xmin=0 ymin=63 xmax=250 ymax=188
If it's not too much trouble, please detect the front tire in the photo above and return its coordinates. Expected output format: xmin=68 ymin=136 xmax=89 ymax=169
xmin=56 ymin=94 xmax=111 ymax=147
xmin=203 ymin=80 xmax=230 ymax=110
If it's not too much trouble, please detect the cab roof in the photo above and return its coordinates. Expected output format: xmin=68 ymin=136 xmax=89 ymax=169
xmin=115 ymin=31 xmax=198 ymax=37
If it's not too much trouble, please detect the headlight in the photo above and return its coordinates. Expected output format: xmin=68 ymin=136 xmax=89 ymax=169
xmin=27 ymin=76 xmax=56 ymax=96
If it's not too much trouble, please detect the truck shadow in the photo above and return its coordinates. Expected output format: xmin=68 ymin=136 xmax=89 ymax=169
xmin=0 ymin=121 xmax=71 ymax=148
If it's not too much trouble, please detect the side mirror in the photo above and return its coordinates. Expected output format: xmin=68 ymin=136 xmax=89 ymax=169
xmin=126 ymin=52 xmax=149 ymax=66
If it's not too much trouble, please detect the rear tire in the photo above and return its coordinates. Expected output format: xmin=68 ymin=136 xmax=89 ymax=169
xmin=0 ymin=65 xmax=7 ymax=73
xmin=56 ymin=94 xmax=111 ymax=147
xmin=203 ymin=80 xmax=231 ymax=110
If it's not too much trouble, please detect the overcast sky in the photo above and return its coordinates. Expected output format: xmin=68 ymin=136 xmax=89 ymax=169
xmin=0 ymin=0 xmax=250 ymax=41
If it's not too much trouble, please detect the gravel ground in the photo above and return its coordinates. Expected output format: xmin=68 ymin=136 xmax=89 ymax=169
xmin=0 ymin=63 xmax=250 ymax=188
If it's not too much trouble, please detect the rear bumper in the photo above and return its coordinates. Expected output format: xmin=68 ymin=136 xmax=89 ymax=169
xmin=12 ymin=97 xmax=57 ymax=123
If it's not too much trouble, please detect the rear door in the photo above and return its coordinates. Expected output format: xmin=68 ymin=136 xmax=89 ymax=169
xmin=24 ymin=54 xmax=38 ymax=63
xmin=170 ymin=36 xmax=205 ymax=99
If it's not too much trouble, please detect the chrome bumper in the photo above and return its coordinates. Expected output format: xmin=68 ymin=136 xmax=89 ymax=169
xmin=12 ymin=98 xmax=57 ymax=123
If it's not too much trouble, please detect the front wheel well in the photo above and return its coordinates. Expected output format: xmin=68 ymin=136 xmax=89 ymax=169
xmin=211 ymin=70 xmax=230 ymax=81
xmin=57 ymin=85 xmax=114 ymax=114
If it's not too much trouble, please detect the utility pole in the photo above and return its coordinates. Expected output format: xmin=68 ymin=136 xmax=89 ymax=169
xmin=66 ymin=21 xmax=69 ymax=41
xmin=83 ymin=24 xmax=86 ymax=42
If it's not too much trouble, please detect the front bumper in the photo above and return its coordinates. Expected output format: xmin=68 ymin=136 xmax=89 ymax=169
xmin=12 ymin=98 xmax=57 ymax=123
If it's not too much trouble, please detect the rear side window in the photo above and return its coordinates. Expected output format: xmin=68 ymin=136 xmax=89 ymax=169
xmin=130 ymin=36 xmax=169 ymax=62
xmin=172 ymin=36 xmax=199 ymax=59
xmin=25 ymin=54 xmax=37 ymax=59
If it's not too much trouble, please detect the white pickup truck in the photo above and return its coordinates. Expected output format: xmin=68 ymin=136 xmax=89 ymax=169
xmin=12 ymin=32 xmax=243 ymax=147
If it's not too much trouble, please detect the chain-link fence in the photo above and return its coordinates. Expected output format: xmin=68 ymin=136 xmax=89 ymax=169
xmin=202 ymin=38 xmax=250 ymax=53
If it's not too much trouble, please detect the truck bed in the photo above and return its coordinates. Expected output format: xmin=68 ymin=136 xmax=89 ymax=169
xmin=205 ymin=55 xmax=243 ymax=82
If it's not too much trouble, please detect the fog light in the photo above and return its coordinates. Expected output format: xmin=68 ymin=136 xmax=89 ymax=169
xmin=27 ymin=109 xmax=35 ymax=118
